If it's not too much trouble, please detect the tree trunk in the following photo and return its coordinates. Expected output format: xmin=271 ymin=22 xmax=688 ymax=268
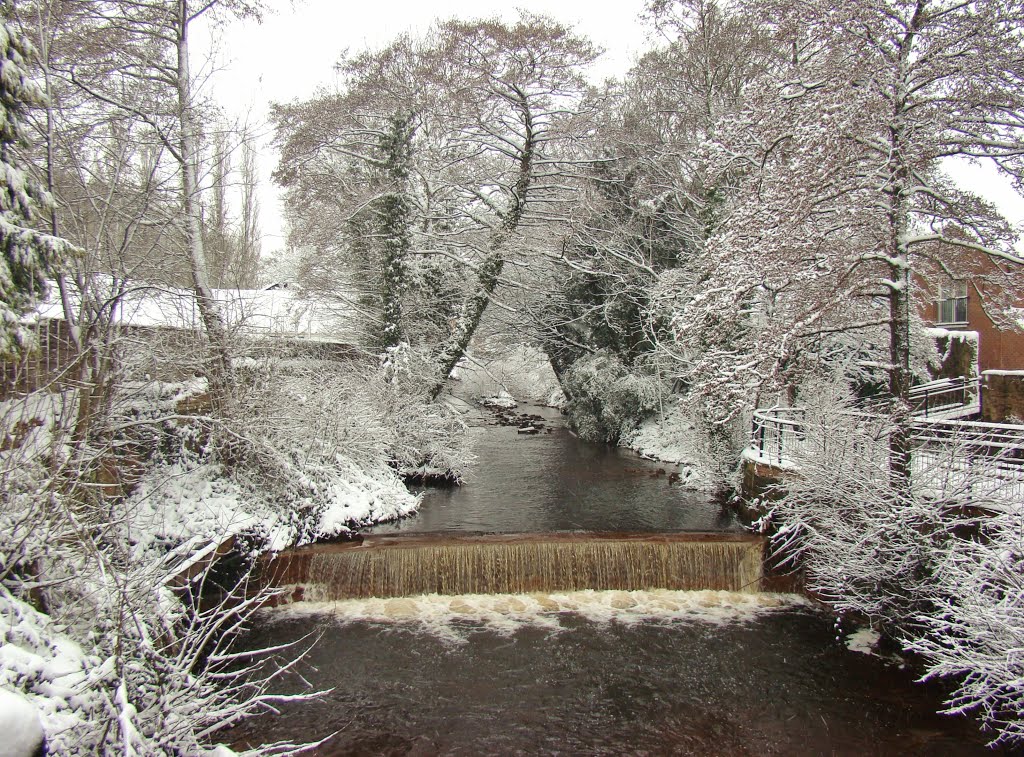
xmin=887 ymin=260 xmax=913 ymax=490
xmin=885 ymin=24 xmax=919 ymax=495
xmin=378 ymin=112 xmax=414 ymax=351
xmin=176 ymin=0 xmax=232 ymax=407
xmin=430 ymin=253 xmax=506 ymax=398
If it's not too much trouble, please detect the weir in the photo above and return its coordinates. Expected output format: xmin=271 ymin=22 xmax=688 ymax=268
xmin=267 ymin=532 xmax=764 ymax=600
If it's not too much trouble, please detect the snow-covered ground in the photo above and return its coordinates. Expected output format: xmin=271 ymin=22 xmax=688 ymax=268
xmin=621 ymin=397 xmax=743 ymax=491
xmin=0 ymin=687 xmax=45 ymax=757
xmin=1 ymin=590 xmax=108 ymax=755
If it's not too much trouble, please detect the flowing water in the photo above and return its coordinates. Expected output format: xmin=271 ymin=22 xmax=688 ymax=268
xmin=369 ymin=402 xmax=737 ymax=534
xmin=229 ymin=592 xmax=1000 ymax=755
xmin=232 ymin=400 xmax=1002 ymax=754
xmin=272 ymin=533 xmax=763 ymax=599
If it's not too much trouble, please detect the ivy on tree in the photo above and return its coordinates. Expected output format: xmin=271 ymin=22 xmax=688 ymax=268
xmin=0 ymin=15 xmax=70 ymax=356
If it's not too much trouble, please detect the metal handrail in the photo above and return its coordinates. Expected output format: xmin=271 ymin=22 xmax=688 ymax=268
xmin=749 ymin=404 xmax=1024 ymax=472
xmin=909 ymin=376 xmax=980 ymax=419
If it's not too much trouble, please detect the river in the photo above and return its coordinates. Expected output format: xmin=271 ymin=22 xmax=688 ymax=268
xmin=228 ymin=401 xmax=1002 ymax=755
xmin=371 ymin=402 xmax=736 ymax=535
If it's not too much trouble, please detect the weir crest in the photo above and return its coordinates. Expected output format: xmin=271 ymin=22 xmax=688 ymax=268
xmin=267 ymin=533 xmax=764 ymax=601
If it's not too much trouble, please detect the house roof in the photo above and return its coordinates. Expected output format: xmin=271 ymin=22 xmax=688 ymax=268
xmin=32 ymin=279 xmax=358 ymax=343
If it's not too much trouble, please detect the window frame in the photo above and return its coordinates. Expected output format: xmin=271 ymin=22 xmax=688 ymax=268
xmin=936 ymin=280 xmax=969 ymax=325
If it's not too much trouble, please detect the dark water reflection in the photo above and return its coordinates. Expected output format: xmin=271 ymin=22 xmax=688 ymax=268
xmin=229 ymin=606 xmax=1000 ymax=755
xmin=371 ymin=403 xmax=737 ymax=534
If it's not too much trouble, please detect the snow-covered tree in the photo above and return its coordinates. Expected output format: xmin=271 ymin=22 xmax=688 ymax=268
xmin=657 ymin=0 xmax=1024 ymax=482
xmin=276 ymin=14 xmax=599 ymax=394
xmin=273 ymin=35 xmax=425 ymax=352
xmin=760 ymin=384 xmax=1024 ymax=744
xmin=423 ymin=15 xmax=598 ymax=395
xmin=59 ymin=0 xmax=270 ymax=407
xmin=910 ymin=505 xmax=1024 ymax=746
xmin=535 ymin=0 xmax=767 ymax=449
xmin=0 ymin=11 xmax=71 ymax=355
xmin=203 ymin=125 xmax=262 ymax=289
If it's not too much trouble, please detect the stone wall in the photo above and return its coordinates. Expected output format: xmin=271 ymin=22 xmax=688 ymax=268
xmin=982 ymin=371 xmax=1024 ymax=423
xmin=738 ymin=458 xmax=793 ymax=521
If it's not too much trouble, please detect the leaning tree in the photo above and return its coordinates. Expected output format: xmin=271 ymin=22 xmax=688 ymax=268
xmin=274 ymin=14 xmax=600 ymax=394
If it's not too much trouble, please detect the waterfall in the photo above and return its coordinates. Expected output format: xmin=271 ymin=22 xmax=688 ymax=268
xmin=268 ymin=534 xmax=764 ymax=601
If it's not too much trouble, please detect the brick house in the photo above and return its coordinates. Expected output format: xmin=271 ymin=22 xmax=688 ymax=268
xmin=920 ymin=252 xmax=1024 ymax=421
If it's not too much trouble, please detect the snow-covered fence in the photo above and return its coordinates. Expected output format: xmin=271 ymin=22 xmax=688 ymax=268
xmin=912 ymin=419 xmax=1024 ymax=505
xmin=913 ymin=419 xmax=1024 ymax=464
xmin=750 ymin=407 xmax=808 ymax=467
xmin=749 ymin=407 xmax=1024 ymax=505
xmin=909 ymin=376 xmax=981 ymax=420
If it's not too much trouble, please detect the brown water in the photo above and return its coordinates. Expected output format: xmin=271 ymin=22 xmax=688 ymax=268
xmin=270 ymin=533 xmax=763 ymax=599
xmin=369 ymin=402 xmax=737 ymax=534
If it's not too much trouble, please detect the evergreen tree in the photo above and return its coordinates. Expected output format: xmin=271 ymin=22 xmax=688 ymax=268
xmin=0 ymin=12 xmax=69 ymax=356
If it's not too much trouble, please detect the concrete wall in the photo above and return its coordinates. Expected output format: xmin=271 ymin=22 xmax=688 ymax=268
xmin=738 ymin=458 xmax=792 ymax=521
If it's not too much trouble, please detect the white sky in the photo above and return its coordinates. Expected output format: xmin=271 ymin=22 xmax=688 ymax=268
xmin=206 ymin=0 xmax=652 ymax=257
xmin=204 ymin=0 xmax=1024 ymax=262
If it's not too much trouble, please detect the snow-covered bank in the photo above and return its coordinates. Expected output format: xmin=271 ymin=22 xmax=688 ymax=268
xmin=620 ymin=397 xmax=745 ymax=491
xmin=109 ymin=364 xmax=441 ymax=554
xmin=125 ymin=458 xmax=420 ymax=558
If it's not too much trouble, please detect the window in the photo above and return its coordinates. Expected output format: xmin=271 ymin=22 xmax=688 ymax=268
xmin=937 ymin=281 xmax=968 ymax=324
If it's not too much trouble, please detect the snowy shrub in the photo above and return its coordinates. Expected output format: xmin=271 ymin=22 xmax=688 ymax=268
xmin=0 ymin=386 xmax=318 ymax=754
xmin=0 ymin=391 xmax=81 ymax=586
xmin=764 ymin=387 xmax=1024 ymax=743
xmin=622 ymin=394 xmax=746 ymax=490
xmin=0 ymin=379 xmax=329 ymax=754
xmin=1 ymin=560 xmax=313 ymax=755
xmin=562 ymin=351 xmax=662 ymax=443
xmin=765 ymin=391 xmax=945 ymax=626
xmin=908 ymin=504 xmax=1024 ymax=745
xmin=209 ymin=352 xmax=471 ymax=538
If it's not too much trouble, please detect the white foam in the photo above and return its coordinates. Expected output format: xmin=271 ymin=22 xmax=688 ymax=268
xmin=267 ymin=590 xmax=812 ymax=642
xmin=846 ymin=627 xmax=881 ymax=655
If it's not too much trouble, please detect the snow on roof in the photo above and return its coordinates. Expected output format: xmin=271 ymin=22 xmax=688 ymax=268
xmin=33 ymin=280 xmax=358 ymax=342
xmin=925 ymin=327 xmax=979 ymax=342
